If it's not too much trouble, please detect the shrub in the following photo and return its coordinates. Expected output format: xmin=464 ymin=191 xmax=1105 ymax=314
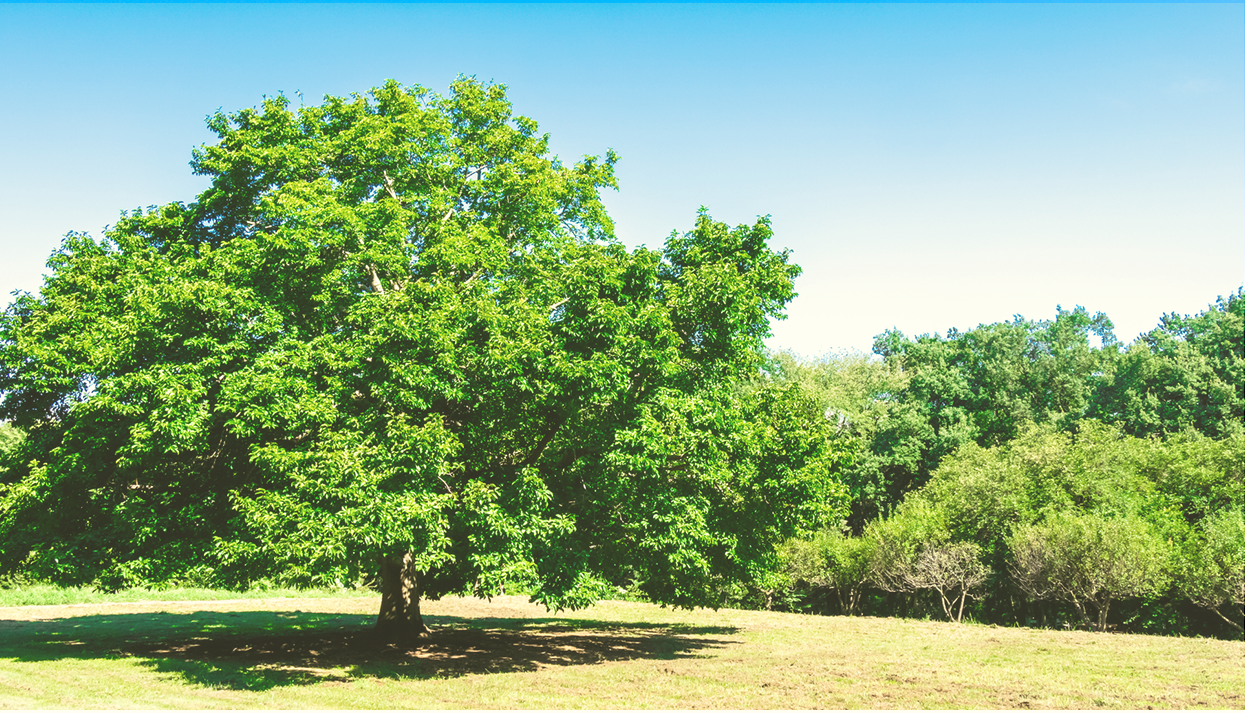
xmin=864 ymin=500 xmax=949 ymax=595
xmin=908 ymin=541 xmax=989 ymax=623
xmin=1177 ymin=508 xmax=1244 ymax=633
xmin=1008 ymin=512 xmax=1169 ymax=631
xmin=781 ymin=529 xmax=873 ymax=615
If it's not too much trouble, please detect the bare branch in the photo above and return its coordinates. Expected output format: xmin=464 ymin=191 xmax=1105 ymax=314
xmin=436 ymin=473 xmax=454 ymax=495
xmin=382 ymin=170 xmax=400 ymax=202
xmin=441 ymin=168 xmax=474 ymax=222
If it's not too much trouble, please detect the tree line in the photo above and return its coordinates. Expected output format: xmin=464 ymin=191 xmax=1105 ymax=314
xmin=758 ymin=292 xmax=1242 ymax=638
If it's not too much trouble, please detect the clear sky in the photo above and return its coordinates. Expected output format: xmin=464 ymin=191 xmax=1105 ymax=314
xmin=1 ymin=3 xmax=1241 ymax=356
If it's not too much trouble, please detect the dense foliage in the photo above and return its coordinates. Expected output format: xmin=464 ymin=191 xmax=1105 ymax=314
xmin=1090 ymin=292 xmax=1244 ymax=439
xmin=0 ymin=76 xmax=1239 ymax=642
xmin=0 ymin=80 xmax=847 ymax=635
xmin=770 ymin=291 xmax=1243 ymax=638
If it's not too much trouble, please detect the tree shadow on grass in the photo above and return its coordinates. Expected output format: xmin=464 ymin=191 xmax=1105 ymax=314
xmin=0 ymin=608 xmax=740 ymax=691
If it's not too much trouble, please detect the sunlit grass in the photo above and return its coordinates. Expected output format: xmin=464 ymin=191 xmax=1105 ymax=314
xmin=0 ymin=594 xmax=1241 ymax=709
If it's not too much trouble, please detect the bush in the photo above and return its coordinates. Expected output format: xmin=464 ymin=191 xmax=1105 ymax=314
xmin=1176 ymin=508 xmax=1244 ymax=633
xmin=1009 ymin=512 xmax=1169 ymax=631
xmin=863 ymin=500 xmax=949 ymax=595
xmin=781 ymin=529 xmax=873 ymax=615
xmin=859 ymin=501 xmax=991 ymax=622
xmin=908 ymin=541 xmax=989 ymax=623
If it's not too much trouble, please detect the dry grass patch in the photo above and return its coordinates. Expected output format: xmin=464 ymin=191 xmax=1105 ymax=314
xmin=0 ymin=595 xmax=1240 ymax=709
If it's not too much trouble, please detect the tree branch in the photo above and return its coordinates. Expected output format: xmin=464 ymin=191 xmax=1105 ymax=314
xmin=382 ymin=170 xmax=400 ymax=202
xmin=436 ymin=473 xmax=454 ymax=495
xmin=523 ymin=410 xmax=579 ymax=468
xmin=459 ymin=268 xmax=484 ymax=291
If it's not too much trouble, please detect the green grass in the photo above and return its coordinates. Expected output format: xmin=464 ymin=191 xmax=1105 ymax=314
xmin=0 ymin=594 xmax=1241 ymax=709
xmin=0 ymin=584 xmax=376 ymax=608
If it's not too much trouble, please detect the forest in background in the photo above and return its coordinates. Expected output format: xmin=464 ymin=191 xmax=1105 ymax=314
xmin=751 ymin=289 xmax=1242 ymax=639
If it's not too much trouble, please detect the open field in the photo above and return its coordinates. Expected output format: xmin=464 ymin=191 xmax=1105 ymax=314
xmin=0 ymin=594 xmax=1241 ymax=709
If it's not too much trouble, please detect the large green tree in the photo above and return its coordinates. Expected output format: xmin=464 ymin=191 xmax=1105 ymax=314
xmin=0 ymin=80 xmax=845 ymax=636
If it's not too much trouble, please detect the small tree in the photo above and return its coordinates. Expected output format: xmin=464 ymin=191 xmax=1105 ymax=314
xmin=1008 ymin=512 xmax=1169 ymax=631
xmin=781 ymin=529 xmax=873 ymax=616
xmin=909 ymin=541 xmax=989 ymax=623
xmin=864 ymin=500 xmax=949 ymax=594
xmin=1177 ymin=509 xmax=1244 ymax=633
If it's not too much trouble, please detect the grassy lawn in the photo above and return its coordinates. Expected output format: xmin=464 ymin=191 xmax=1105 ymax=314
xmin=0 ymin=584 xmax=379 ymax=608
xmin=0 ymin=594 xmax=1241 ymax=709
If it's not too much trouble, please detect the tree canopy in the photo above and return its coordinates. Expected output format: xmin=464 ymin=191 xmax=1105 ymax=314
xmin=763 ymin=295 xmax=1242 ymax=637
xmin=1090 ymin=289 xmax=1244 ymax=440
xmin=0 ymin=79 xmax=847 ymax=635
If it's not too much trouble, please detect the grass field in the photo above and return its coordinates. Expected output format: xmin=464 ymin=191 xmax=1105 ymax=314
xmin=0 ymin=584 xmax=379 ymax=608
xmin=0 ymin=593 xmax=1241 ymax=709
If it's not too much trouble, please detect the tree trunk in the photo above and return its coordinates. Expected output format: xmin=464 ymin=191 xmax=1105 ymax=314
xmin=1095 ymin=598 xmax=1111 ymax=633
xmin=1068 ymin=595 xmax=1090 ymax=630
xmin=376 ymin=552 xmax=432 ymax=640
xmin=935 ymin=587 xmax=953 ymax=621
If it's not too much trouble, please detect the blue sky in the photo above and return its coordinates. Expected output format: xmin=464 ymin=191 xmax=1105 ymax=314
xmin=1 ymin=3 xmax=1241 ymax=355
